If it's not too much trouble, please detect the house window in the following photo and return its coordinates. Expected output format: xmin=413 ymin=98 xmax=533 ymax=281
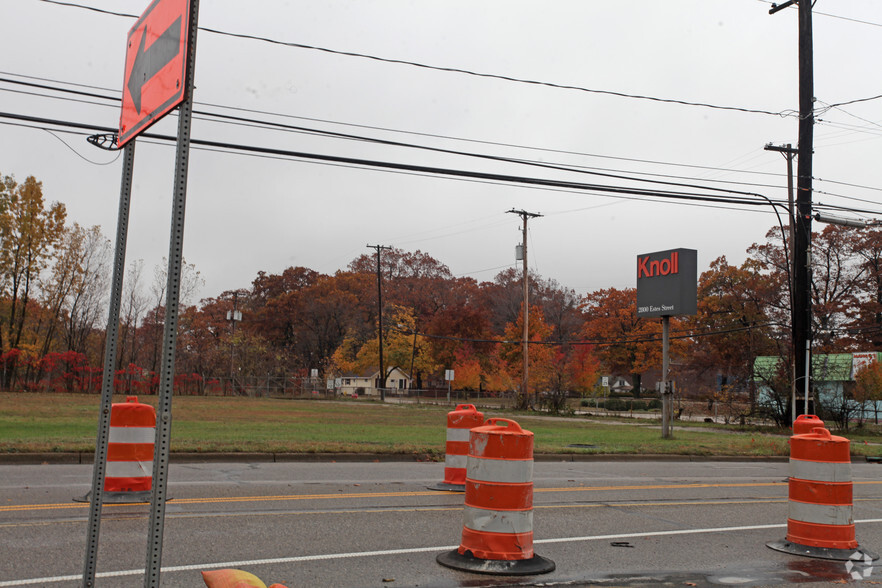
xmin=345 ymin=379 xmax=351 ymax=386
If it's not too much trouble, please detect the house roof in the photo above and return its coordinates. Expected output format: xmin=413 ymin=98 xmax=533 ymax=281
xmin=337 ymin=366 xmax=411 ymax=379
xmin=753 ymin=353 xmax=858 ymax=382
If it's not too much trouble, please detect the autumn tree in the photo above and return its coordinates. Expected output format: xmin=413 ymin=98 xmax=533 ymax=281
xmin=844 ymin=225 xmax=882 ymax=349
xmin=565 ymin=343 xmax=602 ymax=395
xmin=500 ymin=304 xmax=554 ymax=408
xmin=347 ymin=248 xmax=456 ymax=323
xmin=681 ymin=256 xmax=778 ymax=402
xmin=853 ymin=360 xmax=882 ymax=425
xmin=43 ymin=223 xmax=110 ymax=356
xmin=810 ymin=225 xmax=865 ymax=353
xmin=331 ymin=304 xmax=436 ymax=383
xmin=118 ymin=259 xmax=148 ymax=372
xmin=746 ymin=223 xmax=876 ymax=423
xmin=580 ymin=287 xmax=664 ymax=396
xmin=0 ymin=174 xmax=66 ymax=387
xmin=142 ymin=258 xmax=203 ymax=372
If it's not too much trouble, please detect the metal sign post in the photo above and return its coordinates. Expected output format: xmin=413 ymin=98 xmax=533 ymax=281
xmin=83 ymin=1 xmax=197 ymax=585
xmin=661 ymin=316 xmax=672 ymax=439
xmin=636 ymin=248 xmax=697 ymax=440
xmin=82 ymin=141 xmax=136 ymax=588
xmin=144 ymin=1 xmax=199 ymax=586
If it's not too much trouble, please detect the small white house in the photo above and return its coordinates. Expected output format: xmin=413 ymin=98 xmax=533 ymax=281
xmin=336 ymin=366 xmax=412 ymax=396
xmin=599 ymin=375 xmax=633 ymax=395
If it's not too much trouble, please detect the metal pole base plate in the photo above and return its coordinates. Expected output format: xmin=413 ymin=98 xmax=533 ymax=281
xmin=74 ymin=490 xmax=155 ymax=504
xmin=767 ymin=539 xmax=879 ymax=562
xmin=437 ymin=548 xmax=555 ymax=576
xmin=427 ymin=482 xmax=465 ymax=492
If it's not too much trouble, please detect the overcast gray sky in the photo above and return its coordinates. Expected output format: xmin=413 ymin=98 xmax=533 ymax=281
xmin=2 ymin=0 xmax=880 ymax=302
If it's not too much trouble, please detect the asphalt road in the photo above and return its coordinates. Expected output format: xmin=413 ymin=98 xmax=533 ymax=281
xmin=2 ymin=459 xmax=882 ymax=587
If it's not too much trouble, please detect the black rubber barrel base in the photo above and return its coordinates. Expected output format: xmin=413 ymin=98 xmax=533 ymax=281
xmin=437 ymin=548 xmax=555 ymax=576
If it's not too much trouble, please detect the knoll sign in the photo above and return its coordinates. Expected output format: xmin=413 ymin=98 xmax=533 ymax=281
xmin=636 ymin=248 xmax=697 ymax=318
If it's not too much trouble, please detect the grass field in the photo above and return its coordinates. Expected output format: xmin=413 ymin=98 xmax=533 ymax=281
xmin=1 ymin=392 xmax=879 ymax=458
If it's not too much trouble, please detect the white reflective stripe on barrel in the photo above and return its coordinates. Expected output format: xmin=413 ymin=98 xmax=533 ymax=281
xmin=109 ymin=427 xmax=155 ymax=444
xmin=463 ymin=505 xmax=533 ymax=534
xmin=446 ymin=428 xmax=471 ymax=443
xmin=446 ymin=454 xmax=468 ymax=469
xmin=467 ymin=456 xmax=532 ymax=484
xmin=790 ymin=458 xmax=851 ymax=483
xmin=789 ymin=501 xmax=853 ymax=526
xmin=106 ymin=460 xmax=153 ymax=478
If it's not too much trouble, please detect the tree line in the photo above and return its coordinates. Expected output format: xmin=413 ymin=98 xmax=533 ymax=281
xmin=3 ymin=172 xmax=882 ymax=425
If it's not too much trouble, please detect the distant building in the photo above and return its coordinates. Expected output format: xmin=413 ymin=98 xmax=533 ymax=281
xmin=598 ymin=375 xmax=634 ymax=395
xmin=753 ymin=352 xmax=882 ymax=414
xmin=335 ymin=366 xmax=412 ymax=396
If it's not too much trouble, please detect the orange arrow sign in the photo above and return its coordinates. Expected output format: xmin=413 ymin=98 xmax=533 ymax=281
xmin=118 ymin=0 xmax=190 ymax=147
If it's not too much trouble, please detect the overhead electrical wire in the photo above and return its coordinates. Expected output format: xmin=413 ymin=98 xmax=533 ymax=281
xmin=7 ymin=107 xmax=881 ymax=223
xmin=36 ymin=0 xmax=794 ymax=118
xmin=2 ymin=77 xmax=879 ymax=219
xmin=4 ymin=72 xmax=879 ymax=202
xmin=43 ymin=129 xmax=122 ymax=165
xmin=4 ymin=112 xmax=880 ymax=223
xmin=392 ymin=321 xmax=780 ymax=348
xmin=756 ymin=1 xmax=882 ymax=29
xmin=0 ymin=71 xmax=797 ymax=179
xmin=0 ymin=110 xmax=797 ymax=212
xmin=0 ymin=76 xmax=793 ymax=207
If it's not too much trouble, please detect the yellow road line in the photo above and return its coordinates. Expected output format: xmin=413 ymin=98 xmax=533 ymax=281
xmin=2 ymin=480 xmax=880 ymax=513
xmin=6 ymin=497 xmax=882 ymax=530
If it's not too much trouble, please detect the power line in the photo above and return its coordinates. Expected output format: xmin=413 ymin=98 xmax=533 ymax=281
xmin=0 ymin=110 xmax=792 ymax=205
xmin=758 ymin=1 xmax=882 ymax=28
xmin=42 ymin=129 xmax=122 ymax=166
xmin=35 ymin=0 xmax=794 ymax=118
xmin=0 ymin=110 xmax=814 ymax=220
xmin=0 ymin=75 xmax=799 ymax=212
xmin=11 ymin=108 xmax=882 ymax=222
xmin=0 ymin=76 xmax=793 ymax=201
xmin=0 ymin=72 xmax=846 ymax=196
xmin=0 ymin=71 xmax=800 ymax=178
xmin=11 ymin=78 xmax=874 ymax=216
xmin=392 ymin=322 xmax=778 ymax=348
xmin=814 ymin=177 xmax=882 ymax=194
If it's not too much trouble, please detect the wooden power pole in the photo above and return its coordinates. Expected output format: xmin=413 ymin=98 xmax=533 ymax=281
xmin=367 ymin=244 xmax=391 ymax=402
xmin=770 ymin=0 xmax=814 ymax=416
xmin=507 ymin=209 xmax=542 ymax=409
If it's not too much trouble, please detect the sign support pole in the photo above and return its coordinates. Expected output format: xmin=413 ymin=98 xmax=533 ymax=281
xmin=82 ymin=141 xmax=136 ymax=588
xmin=144 ymin=1 xmax=199 ymax=585
xmin=661 ymin=315 xmax=672 ymax=439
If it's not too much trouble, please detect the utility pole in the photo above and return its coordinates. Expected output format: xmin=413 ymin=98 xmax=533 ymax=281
xmin=507 ymin=208 xmax=542 ymax=409
xmin=764 ymin=142 xmax=798 ymax=423
xmin=770 ymin=0 xmax=814 ymax=417
xmin=227 ymin=291 xmax=242 ymax=395
xmin=367 ymin=244 xmax=391 ymax=402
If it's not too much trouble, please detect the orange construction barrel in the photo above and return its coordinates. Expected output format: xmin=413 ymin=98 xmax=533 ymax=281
xmin=767 ymin=426 xmax=877 ymax=561
xmin=792 ymin=414 xmax=824 ymax=435
xmin=76 ymin=396 xmax=155 ymax=504
xmin=437 ymin=418 xmax=554 ymax=575
xmin=428 ymin=404 xmax=483 ymax=492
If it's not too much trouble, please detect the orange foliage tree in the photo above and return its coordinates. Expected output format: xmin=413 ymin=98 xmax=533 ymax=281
xmin=580 ymin=287 xmax=664 ymax=396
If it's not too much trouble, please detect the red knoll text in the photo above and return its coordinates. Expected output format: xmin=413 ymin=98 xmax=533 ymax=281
xmin=637 ymin=251 xmax=679 ymax=278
